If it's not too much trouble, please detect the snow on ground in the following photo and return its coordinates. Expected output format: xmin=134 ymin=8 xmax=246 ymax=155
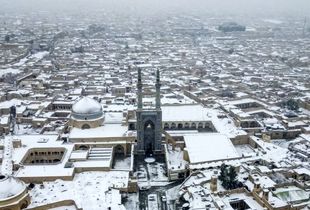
xmin=135 ymin=161 xmax=169 ymax=189
xmin=166 ymin=184 xmax=180 ymax=201
xmin=235 ymin=144 xmax=256 ymax=157
xmin=146 ymin=162 xmax=169 ymax=184
xmin=28 ymin=171 xmax=128 ymax=210
xmin=124 ymin=193 xmax=139 ymax=210
xmin=113 ymin=156 xmax=131 ymax=169
xmin=166 ymin=145 xmax=187 ymax=170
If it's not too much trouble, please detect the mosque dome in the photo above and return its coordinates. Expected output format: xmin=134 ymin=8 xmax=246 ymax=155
xmin=0 ymin=175 xmax=26 ymax=201
xmin=71 ymin=97 xmax=104 ymax=120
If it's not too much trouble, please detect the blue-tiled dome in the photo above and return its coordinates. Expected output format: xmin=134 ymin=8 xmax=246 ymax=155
xmin=72 ymin=97 xmax=103 ymax=120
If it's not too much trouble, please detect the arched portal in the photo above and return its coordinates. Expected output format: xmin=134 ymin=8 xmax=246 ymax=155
xmin=114 ymin=144 xmax=125 ymax=156
xmin=129 ymin=123 xmax=135 ymax=130
xmin=144 ymin=120 xmax=155 ymax=156
xmin=78 ymin=145 xmax=88 ymax=150
xmin=164 ymin=123 xmax=169 ymax=130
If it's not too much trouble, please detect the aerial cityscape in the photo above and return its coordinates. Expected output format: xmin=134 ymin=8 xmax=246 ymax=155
xmin=0 ymin=0 xmax=310 ymax=209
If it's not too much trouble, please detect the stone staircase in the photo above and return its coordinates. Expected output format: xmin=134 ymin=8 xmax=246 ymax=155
xmin=88 ymin=147 xmax=113 ymax=161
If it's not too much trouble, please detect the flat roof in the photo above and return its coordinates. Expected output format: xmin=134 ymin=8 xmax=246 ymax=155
xmin=162 ymin=104 xmax=212 ymax=122
xmin=7 ymin=134 xmax=74 ymax=178
xmin=184 ymin=133 xmax=240 ymax=164
xmin=69 ymin=124 xmax=128 ymax=139
xmin=28 ymin=171 xmax=128 ymax=210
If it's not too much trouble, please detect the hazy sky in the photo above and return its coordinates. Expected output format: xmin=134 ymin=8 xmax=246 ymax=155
xmin=0 ymin=0 xmax=309 ymax=18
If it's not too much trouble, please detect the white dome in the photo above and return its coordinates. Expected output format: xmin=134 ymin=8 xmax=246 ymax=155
xmin=72 ymin=97 xmax=102 ymax=115
xmin=0 ymin=175 xmax=26 ymax=200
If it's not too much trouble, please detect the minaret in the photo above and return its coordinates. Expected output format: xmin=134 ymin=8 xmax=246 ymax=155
xmin=137 ymin=68 xmax=143 ymax=109
xmin=155 ymin=69 xmax=161 ymax=109
xmin=136 ymin=68 xmax=144 ymax=153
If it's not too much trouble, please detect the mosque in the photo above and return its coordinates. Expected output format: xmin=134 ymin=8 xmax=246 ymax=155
xmin=0 ymin=68 xmax=248 ymax=209
xmin=67 ymin=68 xmax=165 ymax=160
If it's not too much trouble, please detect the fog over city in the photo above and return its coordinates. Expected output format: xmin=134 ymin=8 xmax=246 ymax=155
xmin=1 ymin=0 xmax=310 ymax=16
xmin=0 ymin=0 xmax=310 ymax=210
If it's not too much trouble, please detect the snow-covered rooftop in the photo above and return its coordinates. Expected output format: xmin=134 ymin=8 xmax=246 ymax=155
xmin=28 ymin=171 xmax=128 ymax=210
xmin=162 ymin=104 xmax=212 ymax=122
xmin=69 ymin=124 xmax=129 ymax=140
xmin=184 ymin=133 xmax=240 ymax=164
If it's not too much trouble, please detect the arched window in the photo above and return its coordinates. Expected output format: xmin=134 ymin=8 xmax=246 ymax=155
xmin=191 ymin=123 xmax=196 ymax=129
xmin=198 ymin=122 xmax=203 ymax=129
xmin=171 ymin=123 xmax=176 ymax=129
xmin=184 ymin=123 xmax=190 ymax=129
xmin=177 ymin=123 xmax=183 ymax=129
xmin=78 ymin=145 xmax=88 ymax=150
xmin=82 ymin=124 xmax=90 ymax=129
xmin=205 ymin=122 xmax=212 ymax=131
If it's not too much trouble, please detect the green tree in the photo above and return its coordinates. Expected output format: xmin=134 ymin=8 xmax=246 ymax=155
xmin=218 ymin=164 xmax=238 ymax=190
xmin=218 ymin=164 xmax=227 ymax=181
xmin=286 ymin=99 xmax=299 ymax=111
xmin=227 ymin=166 xmax=237 ymax=189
